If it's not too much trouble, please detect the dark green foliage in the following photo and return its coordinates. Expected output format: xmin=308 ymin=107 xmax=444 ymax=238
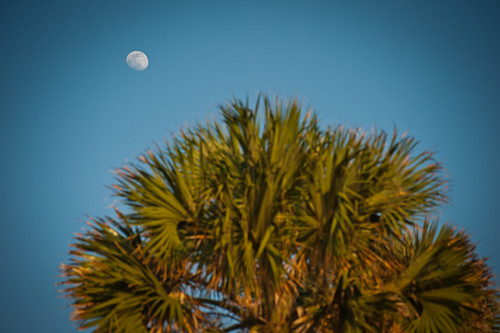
xmin=60 ymin=96 xmax=499 ymax=332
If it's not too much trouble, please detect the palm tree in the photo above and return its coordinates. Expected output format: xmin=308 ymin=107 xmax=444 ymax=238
xmin=60 ymin=96 xmax=499 ymax=332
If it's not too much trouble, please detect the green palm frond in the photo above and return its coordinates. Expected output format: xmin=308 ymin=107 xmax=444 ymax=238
xmin=59 ymin=215 xmax=205 ymax=332
xmin=395 ymin=222 xmax=499 ymax=333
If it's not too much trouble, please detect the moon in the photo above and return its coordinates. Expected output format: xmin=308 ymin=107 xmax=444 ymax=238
xmin=126 ymin=51 xmax=148 ymax=71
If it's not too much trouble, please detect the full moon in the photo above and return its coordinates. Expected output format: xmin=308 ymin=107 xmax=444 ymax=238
xmin=126 ymin=51 xmax=148 ymax=71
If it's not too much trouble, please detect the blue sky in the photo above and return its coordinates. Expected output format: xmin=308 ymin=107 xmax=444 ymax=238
xmin=1 ymin=0 xmax=499 ymax=331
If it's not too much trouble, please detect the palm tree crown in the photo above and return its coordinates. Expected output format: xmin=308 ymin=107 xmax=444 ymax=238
xmin=60 ymin=96 xmax=499 ymax=332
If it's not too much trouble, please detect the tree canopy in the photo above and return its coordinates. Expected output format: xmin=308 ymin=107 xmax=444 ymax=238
xmin=60 ymin=96 xmax=499 ymax=332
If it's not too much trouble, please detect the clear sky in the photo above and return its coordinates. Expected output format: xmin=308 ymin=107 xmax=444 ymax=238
xmin=1 ymin=0 xmax=499 ymax=331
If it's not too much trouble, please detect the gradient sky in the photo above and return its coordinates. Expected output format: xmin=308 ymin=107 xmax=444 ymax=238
xmin=1 ymin=0 xmax=499 ymax=331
